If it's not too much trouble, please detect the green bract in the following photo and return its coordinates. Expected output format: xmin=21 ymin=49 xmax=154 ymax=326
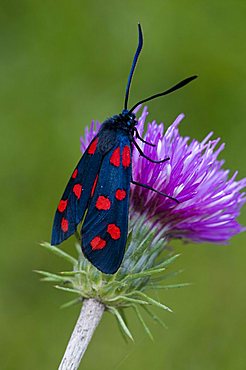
xmin=37 ymin=217 xmax=188 ymax=341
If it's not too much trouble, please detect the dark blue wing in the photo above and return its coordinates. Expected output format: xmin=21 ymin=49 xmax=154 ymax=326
xmin=51 ymin=136 xmax=103 ymax=245
xmin=81 ymin=135 xmax=132 ymax=274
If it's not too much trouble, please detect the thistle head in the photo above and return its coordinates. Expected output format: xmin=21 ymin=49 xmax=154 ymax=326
xmin=39 ymin=106 xmax=245 ymax=340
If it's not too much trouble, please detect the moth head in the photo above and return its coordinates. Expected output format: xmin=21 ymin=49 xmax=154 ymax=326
xmin=121 ymin=109 xmax=137 ymax=129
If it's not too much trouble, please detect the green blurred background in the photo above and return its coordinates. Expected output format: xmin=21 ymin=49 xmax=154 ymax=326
xmin=1 ymin=1 xmax=246 ymax=369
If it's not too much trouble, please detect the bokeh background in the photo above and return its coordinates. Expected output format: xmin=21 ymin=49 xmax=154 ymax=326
xmin=1 ymin=1 xmax=246 ymax=369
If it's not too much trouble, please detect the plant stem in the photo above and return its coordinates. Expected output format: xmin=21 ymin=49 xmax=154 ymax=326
xmin=58 ymin=298 xmax=105 ymax=370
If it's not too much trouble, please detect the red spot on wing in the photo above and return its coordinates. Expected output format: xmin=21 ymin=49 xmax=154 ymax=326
xmin=72 ymin=169 xmax=78 ymax=179
xmin=73 ymin=184 xmax=82 ymax=199
xmin=96 ymin=196 xmax=111 ymax=210
xmin=115 ymin=189 xmax=126 ymax=200
xmin=122 ymin=146 xmax=131 ymax=167
xmin=88 ymin=138 xmax=98 ymax=155
xmin=58 ymin=199 xmax=68 ymax=212
xmin=107 ymin=224 xmax=121 ymax=240
xmin=91 ymin=175 xmax=98 ymax=197
xmin=61 ymin=218 xmax=69 ymax=232
xmin=110 ymin=147 xmax=120 ymax=167
xmin=90 ymin=236 xmax=106 ymax=250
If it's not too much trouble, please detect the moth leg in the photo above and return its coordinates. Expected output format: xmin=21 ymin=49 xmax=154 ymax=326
xmin=133 ymin=128 xmax=156 ymax=147
xmin=131 ymin=179 xmax=179 ymax=203
xmin=132 ymin=138 xmax=170 ymax=163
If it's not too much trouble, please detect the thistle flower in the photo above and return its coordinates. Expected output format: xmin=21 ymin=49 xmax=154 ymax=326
xmin=81 ymin=106 xmax=246 ymax=245
xmin=39 ymin=106 xmax=245 ymax=369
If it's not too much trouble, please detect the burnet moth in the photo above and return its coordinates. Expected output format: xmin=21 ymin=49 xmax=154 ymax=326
xmin=51 ymin=24 xmax=197 ymax=274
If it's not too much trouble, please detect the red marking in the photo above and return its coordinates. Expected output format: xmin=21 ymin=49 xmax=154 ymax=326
xmin=72 ymin=169 xmax=78 ymax=179
xmin=90 ymin=236 xmax=106 ymax=250
xmin=73 ymin=184 xmax=82 ymax=199
xmin=96 ymin=196 xmax=111 ymax=210
xmin=91 ymin=175 xmax=98 ymax=197
xmin=115 ymin=189 xmax=126 ymax=200
xmin=107 ymin=224 xmax=121 ymax=240
xmin=110 ymin=147 xmax=120 ymax=167
xmin=61 ymin=218 xmax=68 ymax=232
xmin=58 ymin=199 xmax=68 ymax=212
xmin=122 ymin=146 xmax=131 ymax=167
xmin=88 ymin=138 xmax=98 ymax=155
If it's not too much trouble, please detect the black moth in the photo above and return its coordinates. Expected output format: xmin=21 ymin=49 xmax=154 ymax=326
xmin=51 ymin=24 xmax=197 ymax=274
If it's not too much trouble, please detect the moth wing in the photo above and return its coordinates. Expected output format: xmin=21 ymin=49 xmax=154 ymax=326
xmin=81 ymin=136 xmax=132 ymax=274
xmin=51 ymin=136 xmax=103 ymax=245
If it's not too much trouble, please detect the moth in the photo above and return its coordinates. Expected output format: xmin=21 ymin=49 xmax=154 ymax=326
xmin=51 ymin=24 xmax=196 ymax=274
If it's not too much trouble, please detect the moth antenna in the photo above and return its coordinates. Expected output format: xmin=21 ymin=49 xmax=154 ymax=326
xmin=129 ymin=75 xmax=198 ymax=113
xmin=124 ymin=23 xmax=143 ymax=110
